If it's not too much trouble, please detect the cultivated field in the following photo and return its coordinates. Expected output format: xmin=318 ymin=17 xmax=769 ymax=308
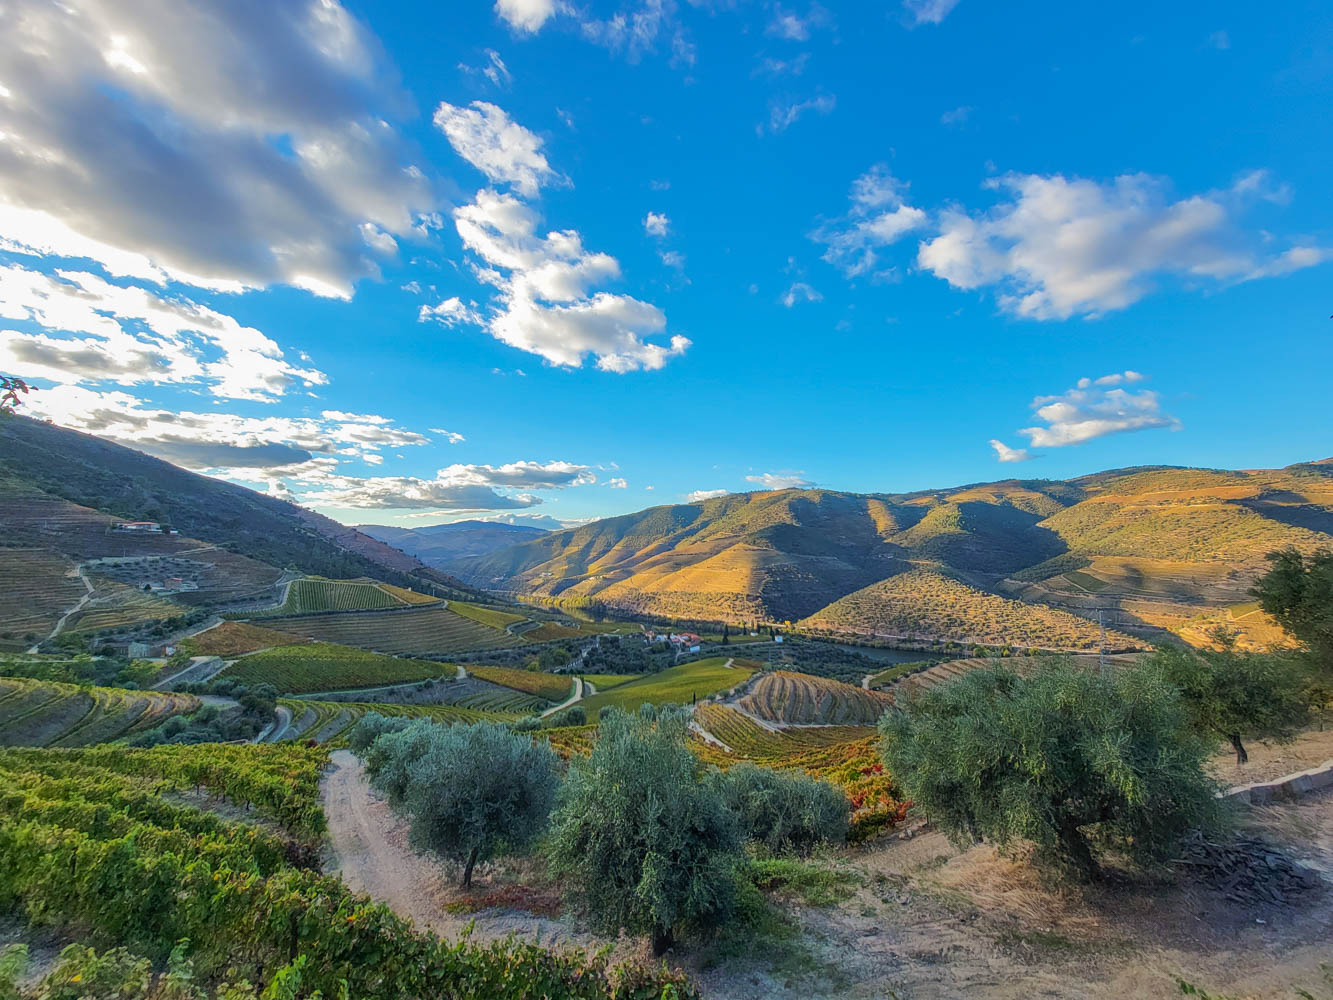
xmin=0 ymin=676 xmax=198 ymax=747
xmin=182 ymin=620 xmax=310 ymax=657
xmin=279 ymin=697 xmax=515 ymax=743
xmin=736 ymin=670 xmax=893 ymax=725
xmin=579 ymin=657 xmax=755 ymax=716
xmin=464 ymin=664 xmax=574 ymax=702
xmin=266 ymin=577 xmax=407 ymax=614
xmin=63 ymin=576 xmax=184 ymax=634
xmin=692 ymin=702 xmax=874 ymax=760
xmin=0 ymin=548 xmax=85 ymax=640
xmin=248 ymin=605 xmax=520 ymax=656
xmin=582 ymin=672 xmax=643 ymax=691
xmin=448 ymin=600 xmax=528 ymax=630
xmin=222 ymin=643 xmax=452 ymax=693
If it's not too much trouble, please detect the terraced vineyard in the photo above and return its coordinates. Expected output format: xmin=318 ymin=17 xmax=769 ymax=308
xmin=0 ymin=548 xmax=85 ymax=641
xmin=579 ymin=657 xmax=755 ymax=716
xmin=523 ymin=621 xmax=583 ymax=641
xmin=278 ymin=697 xmax=514 ymax=743
xmin=182 ymin=620 xmax=310 ymax=657
xmin=253 ymin=604 xmax=520 ymax=655
xmin=737 ymin=670 xmax=894 ymax=725
xmin=466 ymin=664 xmax=574 ymax=701
xmin=802 ymin=568 xmax=1142 ymax=650
xmin=0 ymin=677 xmax=198 ymax=746
xmin=63 ymin=576 xmax=184 ymax=633
xmin=892 ymin=652 xmax=1143 ymax=697
xmin=268 ymin=577 xmax=406 ymax=614
xmin=449 ymin=600 xmax=528 ymax=630
xmin=582 ymin=673 xmax=643 ymax=691
xmin=692 ymin=702 xmax=874 ymax=760
xmin=223 ymin=642 xmax=452 ymax=693
xmin=377 ymin=582 xmax=442 ymax=605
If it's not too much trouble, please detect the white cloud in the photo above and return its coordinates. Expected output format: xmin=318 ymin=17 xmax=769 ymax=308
xmin=766 ymin=5 xmax=832 ymax=42
xmin=451 ymin=189 xmax=689 ymax=372
xmin=419 ymin=297 xmax=484 ymax=327
xmin=989 ymin=440 xmax=1030 ymax=463
xmin=1011 ymin=371 xmax=1181 ymax=449
xmin=904 ymin=0 xmax=961 ymax=26
xmin=940 ymin=105 xmax=972 ymax=125
xmin=607 ymin=477 xmax=628 ymax=488
xmin=460 ymin=49 xmax=513 ymax=88
xmin=812 ymin=165 xmax=928 ymax=277
xmin=918 ymin=171 xmax=1328 ymax=319
xmin=686 ymin=488 xmax=730 ymax=502
xmin=780 ymin=282 xmax=822 ymax=307
xmin=0 ymin=263 xmax=325 ymax=401
xmin=429 ymin=428 xmax=467 ymax=444
xmin=432 ymin=101 xmax=560 ymax=198
xmin=0 ymin=0 xmax=436 ymax=298
xmin=644 ymin=212 xmax=671 ymax=238
xmin=300 ymin=459 xmax=594 ymax=510
xmin=763 ymin=94 xmax=836 ymax=134
xmin=1208 ymin=30 xmax=1231 ymax=51
xmin=495 ymin=0 xmax=557 ymax=33
xmin=746 ymin=472 xmax=814 ymax=489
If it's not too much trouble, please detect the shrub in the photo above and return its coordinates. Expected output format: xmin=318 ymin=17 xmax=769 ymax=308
xmin=711 ymin=762 xmax=849 ymax=856
xmin=545 ymin=706 xmax=742 ymax=953
xmin=345 ymin=711 xmax=412 ymax=753
xmin=365 ymin=719 xmax=560 ymax=886
xmin=880 ymin=659 xmax=1222 ymax=880
xmin=1252 ymin=547 xmax=1333 ymax=671
xmin=1145 ymin=639 xmax=1309 ymax=764
xmin=546 ymin=705 xmax=586 ymax=728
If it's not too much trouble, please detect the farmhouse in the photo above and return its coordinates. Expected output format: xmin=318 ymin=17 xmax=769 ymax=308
xmin=114 ymin=521 xmax=163 ymax=533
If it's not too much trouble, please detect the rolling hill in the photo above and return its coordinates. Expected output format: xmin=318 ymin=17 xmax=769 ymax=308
xmin=451 ymin=461 xmax=1333 ymax=649
xmin=357 ymin=519 xmax=549 ymax=566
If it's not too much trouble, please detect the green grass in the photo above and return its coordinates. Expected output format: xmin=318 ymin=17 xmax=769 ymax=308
xmin=579 ymin=657 xmax=755 ymax=716
xmin=865 ymin=660 xmax=935 ymax=688
xmin=746 ymin=857 xmax=862 ymax=907
xmin=222 ymin=643 xmax=451 ymax=693
xmin=1064 ymin=570 xmax=1110 ymax=593
xmin=581 ymin=673 xmax=643 ymax=690
xmin=270 ymin=577 xmax=402 ymax=614
xmin=448 ymin=601 xmax=528 ymax=630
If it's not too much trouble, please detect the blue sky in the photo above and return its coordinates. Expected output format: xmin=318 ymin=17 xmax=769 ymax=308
xmin=1 ymin=0 xmax=1329 ymax=528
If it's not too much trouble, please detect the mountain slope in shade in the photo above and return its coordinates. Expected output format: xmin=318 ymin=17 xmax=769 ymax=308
xmin=452 ymin=463 xmax=1333 ymax=645
xmin=357 ymin=520 xmax=549 ymax=567
xmin=0 ymin=417 xmax=481 ymax=598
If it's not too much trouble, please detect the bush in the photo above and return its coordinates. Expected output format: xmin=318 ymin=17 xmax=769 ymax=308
xmin=545 ymin=706 xmax=742 ymax=953
xmin=346 ymin=711 xmax=413 ymax=752
xmin=546 ymin=705 xmax=586 ymax=728
xmin=365 ymin=719 xmax=560 ymax=886
xmin=880 ymin=658 xmax=1222 ymax=880
xmin=711 ymin=762 xmax=849 ymax=856
xmin=1146 ymin=639 xmax=1309 ymax=764
xmin=1252 ymin=547 xmax=1333 ymax=671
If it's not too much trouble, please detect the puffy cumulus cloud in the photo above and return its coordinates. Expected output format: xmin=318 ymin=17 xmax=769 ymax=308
xmin=903 ymin=0 xmax=961 ymax=26
xmin=644 ymin=212 xmax=671 ymax=238
xmin=298 ymin=459 xmax=595 ymax=511
xmin=450 ymin=189 xmax=689 ymax=372
xmin=0 ymin=263 xmax=325 ymax=401
xmin=917 ymin=171 xmax=1328 ymax=320
xmin=1004 ymin=371 xmax=1181 ymax=451
xmin=0 ymin=0 xmax=436 ymax=298
xmin=606 ymin=477 xmax=629 ymax=488
xmin=989 ymin=439 xmax=1030 ymax=463
xmin=686 ymin=488 xmax=730 ymax=503
xmin=780 ymin=282 xmax=822 ymax=307
xmin=432 ymin=101 xmax=561 ymax=198
xmin=495 ymin=0 xmax=558 ymax=33
xmin=811 ymin=165 xmax=928 ymax=278
xmin=419 ymin=297 xmax=484 ymax=327
xmin=745 ymin=472 xmax=814 ymax=489
xmin=26 ymin=385 xmax=430 ymax=477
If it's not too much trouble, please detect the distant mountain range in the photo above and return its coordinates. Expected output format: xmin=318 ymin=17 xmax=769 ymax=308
xmin=448 ymin=461 xmax=1333 ymax=650
xmin=357 ymin=520 xmax=550 ymax=567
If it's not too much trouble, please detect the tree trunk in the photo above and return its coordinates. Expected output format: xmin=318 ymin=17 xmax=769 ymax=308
xmin=651 ymin=925 xmax=675 ymax=956
xmin=1229 ymin=734 xmax=1248 ymax=766
xmin=461 ymin=845 xmax=479 ymax=889
xmin=1057 ymin=820 xmax=1100 ymax=881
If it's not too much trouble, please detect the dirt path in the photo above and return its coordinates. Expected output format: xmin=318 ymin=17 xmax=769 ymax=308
xmin=320 ymin=750 xmax=608 ymax=952
xmin=539 ymin=677 xmax=583 ymax=719
xmin=32 ymin=564 xmax=94 ymax=651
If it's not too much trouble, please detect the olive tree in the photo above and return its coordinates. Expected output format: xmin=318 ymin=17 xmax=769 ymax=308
xmin=1146 ymin=639 xmax=1309 ymax=765
xmin=710 ymin=762 xmax=849 ymax=856
xmin=545 ymin=706 xmax=741 ymax=954
xmin=1252 ymin=547 xmax=1333 ymax=671
xmin=880 ymin=659 xmax=1221 ymax=880
xmin=363 ymin=719 xmax=560 ymax=887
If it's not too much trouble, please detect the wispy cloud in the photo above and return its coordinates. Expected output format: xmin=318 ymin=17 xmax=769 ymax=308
xmin=746 ymin=472 xmax=815 ymax=489
xmin=903 ymin=0 xmax=961 ymax=26
xmin=811 ymin=165 xmax=928 ymax=278
xmin=994 ymin=371 xmax=1181 ymax=456
xmin=780 ymin=282 xmax=823 ymax=307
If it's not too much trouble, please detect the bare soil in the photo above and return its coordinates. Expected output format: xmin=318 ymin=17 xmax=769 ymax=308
xmin=320 ymin=749 xmax=1333 ymax=1000
xmin=1208 ymin=724 xmax=1333 ymax=786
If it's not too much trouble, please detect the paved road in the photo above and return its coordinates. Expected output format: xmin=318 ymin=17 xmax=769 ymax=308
xmin=539 ymin=676 xmax=584 ymax=719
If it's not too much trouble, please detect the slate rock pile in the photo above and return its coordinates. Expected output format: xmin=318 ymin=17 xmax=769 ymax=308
xmin=1173 ymin=831 xmax=1324 ymax=905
